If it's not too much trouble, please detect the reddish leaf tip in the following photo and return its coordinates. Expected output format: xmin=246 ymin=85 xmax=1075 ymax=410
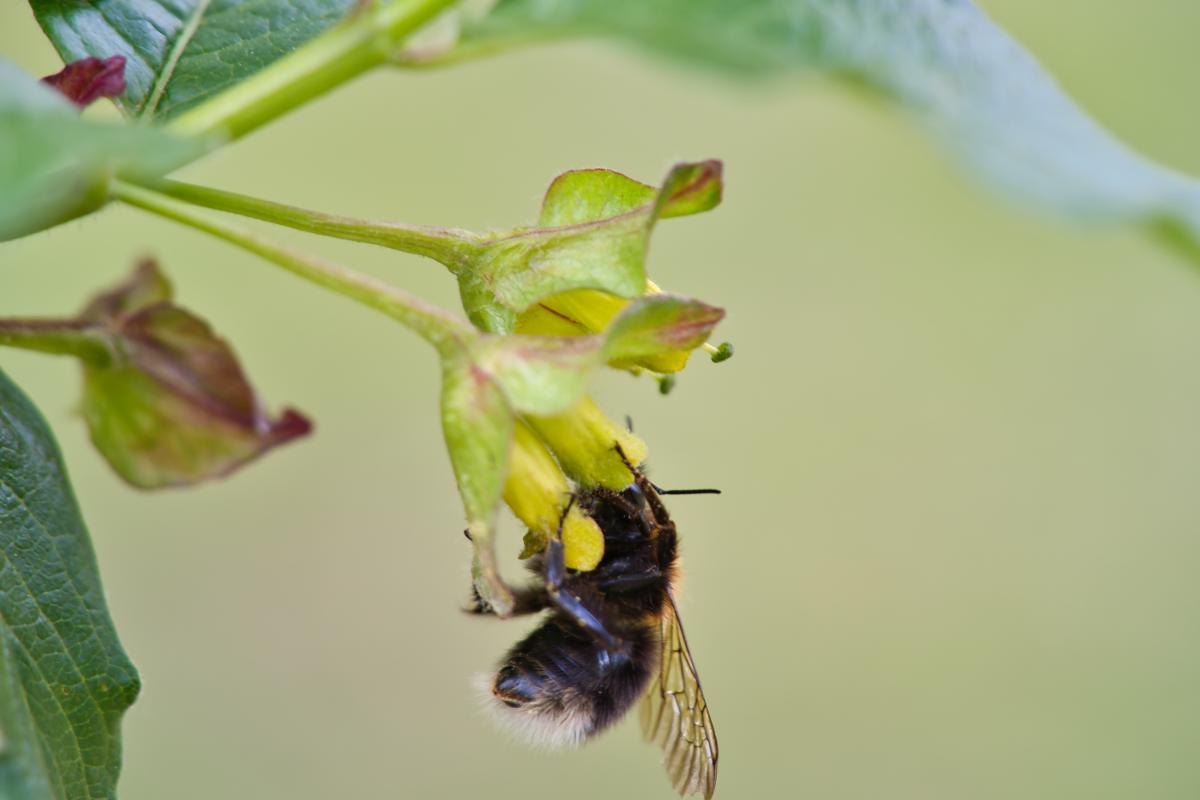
xmin=668 ymin=159 xmax=724 ymax=199
xmin=268 ymin=409 xmax=314 ymax=443
xmin=41 ymin=56 xmax=127 ymax=108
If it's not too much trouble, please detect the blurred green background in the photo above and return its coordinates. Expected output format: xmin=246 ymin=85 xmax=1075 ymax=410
xmin=5 ymin=2 xmax=1200 ymax=797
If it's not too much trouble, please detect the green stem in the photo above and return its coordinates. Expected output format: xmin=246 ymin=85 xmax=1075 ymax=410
xmin=143 ymin=178 xmax=484 ymax=267
xmin=0 ymin=320 xmax=114 ymax=365
xmin=393 ymin=28 xmax=560 ymax=69
xmin=168 ymin=0 xmax=459 ymax=142
xmin=110 ymin=181 xmax=474 ymax=356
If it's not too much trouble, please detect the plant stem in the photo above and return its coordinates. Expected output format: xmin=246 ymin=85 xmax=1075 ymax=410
xmin=0 ymin=320 xmax=113 ymax=365
xmin=143 ymin=179 xmax=483 ymax=267
xmin=110 ymin=181 xmax=474 ymax=356
xmin=169 ymin=0 xmax=459 ymax=142
xmin=393 ymin=28 xmax=559 ymax=69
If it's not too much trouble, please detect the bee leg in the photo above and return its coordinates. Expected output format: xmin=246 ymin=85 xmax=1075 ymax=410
xmin=581 ymin=486 xmax=645 ymax=525
xmin=542 ymin=498 xmax=628 ymax=655
xmin=464 ymin=584 xmax=549 ymax=616
xmin=543 ymin=538 xmax=628 ymax=655
xmin=597 ymin=566 xmax=663 ymax=594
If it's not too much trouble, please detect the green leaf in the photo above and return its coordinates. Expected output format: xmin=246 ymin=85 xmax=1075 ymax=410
xmin=457 ymin=160 xmax=722 ymax=333
xmin=0 ymin=60 xmax=201 ymax=241
xmin=468 ymin=0 xmax=1200 ymax=263
xmin=29 ymin=0 xmax=356 ymax=121
xmin=0 ymin=260 xmax=312 ymax=488
xmin=0 ymin=367 xmax=140 ymax=800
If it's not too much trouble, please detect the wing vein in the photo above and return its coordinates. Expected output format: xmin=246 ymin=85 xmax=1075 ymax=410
xmin=638 ymin=592 xmax=718 ymax=798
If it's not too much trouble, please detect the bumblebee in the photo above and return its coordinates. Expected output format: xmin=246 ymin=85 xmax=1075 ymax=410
xmin=470 ymin=446 xmax=719 ymax=798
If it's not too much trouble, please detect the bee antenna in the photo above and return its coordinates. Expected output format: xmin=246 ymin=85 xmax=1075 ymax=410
xmin=624 ymin=414 xmax=634 ymax=433
xmin=555 ymin=495 xmax=576 ymax=540
xmin=651 ymin=482 xmax=721 ymax=496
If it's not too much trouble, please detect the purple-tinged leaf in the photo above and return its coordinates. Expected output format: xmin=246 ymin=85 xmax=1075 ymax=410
xmin=80 ymin=260 xmax=312 ymax=488
xmin=41 ymin=55 xmax=126 ymax=107
xmin=0 ymin=260 xmax=311 ymax=489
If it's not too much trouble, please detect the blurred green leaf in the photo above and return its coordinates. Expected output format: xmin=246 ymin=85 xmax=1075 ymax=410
xmin=468 ymin=0 xmax=1200 ymax=261
xmin=0 ymin=260 xmax=312 ymax=488
xmin=458 ymin=160 xmax=722 ymax=332
xmin=0 ymin=59 xmax=201 ymax=241
xmin=0 ymin=367 xmax=140 ymax=800
xmin=29 ymin=0 xmax=355 ymax=121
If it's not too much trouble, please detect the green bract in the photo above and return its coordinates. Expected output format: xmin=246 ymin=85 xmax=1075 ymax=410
xmin=456 ymin=160 xmax=722 ymax=333
xmin=0 ymin=368 xmax=140 ymax=800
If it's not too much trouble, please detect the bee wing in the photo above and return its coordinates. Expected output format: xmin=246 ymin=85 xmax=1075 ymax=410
xmin=639 ymin=594 xmax=718 ymax=799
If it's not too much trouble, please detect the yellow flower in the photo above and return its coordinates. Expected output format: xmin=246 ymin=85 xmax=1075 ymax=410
xmin=515 ymin=279 xmax=725 ymax=374
xmin=502 ymin=419 xmax=606 ymax=570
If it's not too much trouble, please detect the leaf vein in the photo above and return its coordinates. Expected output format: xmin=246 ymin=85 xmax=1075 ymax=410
xmin=0 ymin=471 xmax=115 ymax=717
xmin=142 ymin=0 xmax=214 ymax=119
xmin=0 ymin=567 xmax=89 ymax=798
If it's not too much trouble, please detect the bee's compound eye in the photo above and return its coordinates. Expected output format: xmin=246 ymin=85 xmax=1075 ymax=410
xmin=493 ymin=665 xmax=539 ymax=708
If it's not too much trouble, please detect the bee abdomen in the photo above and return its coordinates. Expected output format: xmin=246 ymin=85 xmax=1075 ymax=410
xmin=480 ymin=614 xmax=656 ymax=748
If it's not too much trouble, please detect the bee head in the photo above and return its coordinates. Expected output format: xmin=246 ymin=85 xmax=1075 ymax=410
xmin=578 ymin=484 xmax=648 ymax=544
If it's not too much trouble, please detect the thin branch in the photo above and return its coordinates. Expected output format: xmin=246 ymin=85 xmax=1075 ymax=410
xmin=110 ymin=181 xmax=475 ymax=357
xmin=143 ymin=178 xmax=484 ymax=267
